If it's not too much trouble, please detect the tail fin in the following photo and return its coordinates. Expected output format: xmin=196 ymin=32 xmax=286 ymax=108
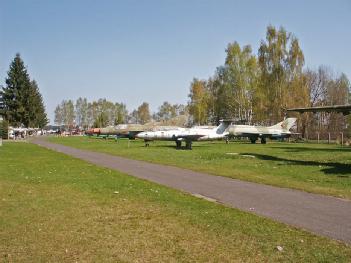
xmin=215 ymin=120 xmax=232 ymax=134
xmin=269 ymin=118 xmax=296 ymax=131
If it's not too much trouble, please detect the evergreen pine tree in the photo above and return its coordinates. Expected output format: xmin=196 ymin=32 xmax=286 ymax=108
xmin=0 ymin=89 xmax=4 ymax=117
xmin=0 ymin=54 xmax=48 ymax=128
xmin=29 ymin=80 xmax=48 ymax=128
xmin=1 ymin=53 xmax=32 ymax=126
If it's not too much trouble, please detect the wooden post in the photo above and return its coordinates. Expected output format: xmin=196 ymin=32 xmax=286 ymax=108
xmin=317 ymin=132 xmax=319 ymax=144
xmin=128 ymin=139 xmax=130 ymax=148
xmin=328 ymin=133 xmax=330 ymax=144
xmin=341 ymin=132 xmax=343 ymax=146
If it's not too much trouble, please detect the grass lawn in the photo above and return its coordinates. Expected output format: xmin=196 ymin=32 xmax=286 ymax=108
xmin=0 ymin=142 xmax=350 ymax=261
xmin=48 ymin=136 xmax=351 ymax=199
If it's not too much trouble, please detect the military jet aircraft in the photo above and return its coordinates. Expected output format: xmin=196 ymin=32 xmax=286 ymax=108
xmin=99 ymin=124 xmax=145 ymax=139
xmin=228 ymin=118 xmax=297 ymax=144
xmin=85 ymin=128 xmax=101 ymax=136
xmin=136 ymin=120 xmax=231 ymax=149
xmin=104 ymin=124 xmax=181 ymax=139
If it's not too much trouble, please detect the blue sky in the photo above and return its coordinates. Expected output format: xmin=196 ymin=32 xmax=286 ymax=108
xmin=1 ymin=0 xmax=350 ymax=124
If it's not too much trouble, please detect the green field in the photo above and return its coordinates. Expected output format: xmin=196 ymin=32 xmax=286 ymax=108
xmin=1 ymin=142 xmax=351 ymax=261
xmin=48 ymin=136 xmax=351 ymax=199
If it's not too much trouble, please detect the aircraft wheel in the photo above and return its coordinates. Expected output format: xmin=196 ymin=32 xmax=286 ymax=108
xmin=261 ymin=138 xmax=267 ymax=144
xmin=176 ymin=141 xmax=182 ymax=149
xmin=250 ymin=138 xmax=256 ymax=144
xmin=185 ymin=141 xmax=192 ymax=150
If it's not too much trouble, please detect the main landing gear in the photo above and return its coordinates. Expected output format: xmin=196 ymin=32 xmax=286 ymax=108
xmin=250 ymin=138 xmax=257 ymax=144
xmin=175 ymin=140 xmax=192 ymax=150
xmin=250 ymin=137 xmax=267 ymax=144
xmin=144 ymin=140 xmax=150 ymax=147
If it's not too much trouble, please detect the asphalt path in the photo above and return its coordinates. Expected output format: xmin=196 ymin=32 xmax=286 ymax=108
xmin=32 ymin=138 xmax=351 ymax=244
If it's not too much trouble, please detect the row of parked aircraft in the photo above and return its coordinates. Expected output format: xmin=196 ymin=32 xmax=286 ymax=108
xmin=86 ymin=118 xmax=297 ymax=149
xmin=7 ymin=127 xmax=45 ymax=139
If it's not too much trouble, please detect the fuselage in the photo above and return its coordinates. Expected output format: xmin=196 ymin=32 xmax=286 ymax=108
xmin=229 ymin=125 xmax=291 ymax=138
xmin=137 ymin=127 xmax=228 ymax=141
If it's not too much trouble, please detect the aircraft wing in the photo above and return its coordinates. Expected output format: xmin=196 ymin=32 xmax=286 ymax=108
xmin=176 ymin=134 xmax=205 ymax=141
xmin=288 ymin=132 xmax=300 ymax=135
xmin=233 ymin=132 xmax=293 ymax=138
xmin=235 ymin=132 xmax=262 ymax=137
xmin=287 ymin=105 xmax=351 ymax=115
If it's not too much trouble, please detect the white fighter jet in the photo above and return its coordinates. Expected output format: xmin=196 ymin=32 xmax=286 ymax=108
xmin=136 ymin=121 xmax=231 ymax=149
xmin=228 ymin=118 xmax=297 ymax=144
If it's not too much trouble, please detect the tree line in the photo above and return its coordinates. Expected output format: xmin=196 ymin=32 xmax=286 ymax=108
xmin=54 ymin=98 xmax=128 ymax=129
xmin=0 ymin=54 xmax=48 ymax=128
xmin=54 ymin=98 xmax=188 ymax=128
xmin=55 ymin=26 xmax=350 ymax=139
xmin=13 ymin=24 xmax=348 ymax=139
xmin=188 ymin=25 xmax=351 ymax=138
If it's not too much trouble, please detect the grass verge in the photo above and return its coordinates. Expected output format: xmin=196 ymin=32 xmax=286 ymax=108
xmin=0 ymin=142 xmax=350 ymax=261
xmin=48 ymin=136 xmax=351 ymax=199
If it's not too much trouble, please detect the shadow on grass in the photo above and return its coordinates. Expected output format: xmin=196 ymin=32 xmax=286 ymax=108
xmin=270 ymin=146 xmax=351 ymax=153
xmin=137 ymin=142 xmax=213 ymax=150
xmin=241 ymin=153 xmax=351 ymax=176
xmin=151 ymin=146 xmax=212 ymax=150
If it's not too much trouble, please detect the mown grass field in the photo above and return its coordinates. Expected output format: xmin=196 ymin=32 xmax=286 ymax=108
xmin=0 ymin=142 xmax=351 ymax=262
xmin=48 ymin=136 xmax=351 ymax=199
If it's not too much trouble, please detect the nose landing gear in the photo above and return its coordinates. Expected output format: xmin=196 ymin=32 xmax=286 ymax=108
xmin=176 ymin=140 xmax=182 ymax=149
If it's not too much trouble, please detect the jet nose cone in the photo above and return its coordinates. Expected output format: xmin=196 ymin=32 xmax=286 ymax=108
xmin=137 ymin=132 xmax=147 ymax=139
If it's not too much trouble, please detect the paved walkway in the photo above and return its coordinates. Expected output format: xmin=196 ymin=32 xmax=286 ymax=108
xmin=32 ymin=138 xmax=351 ymax=244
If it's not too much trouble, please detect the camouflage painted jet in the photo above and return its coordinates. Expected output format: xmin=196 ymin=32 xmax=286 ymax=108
xmin=99 ymin=124 xmax=145 ymax=139
xmin=136 ymin=120 xmax=231 ymax=149
xmin=228 ymin=118 xmax=297 ymax=144
xmin=85 ymin=128 xmax=101 ymax=136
